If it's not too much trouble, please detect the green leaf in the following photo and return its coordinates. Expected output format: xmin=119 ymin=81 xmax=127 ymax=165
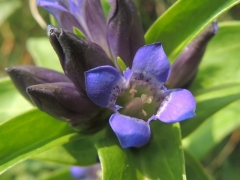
xmin=185 ymin=150 xmax=210 ymax=180
xmin=97 ymin=121 xmax=185 ymax=180
xmin=34 ymin=138 xmax=98 ymax=166
xmin=38 ymin=168 xmax=72 ymax=180
xmin=117 ymin=56 xmax=127 ymax=71
xmin=183 ymin=99 xmax=240 ymax=159
xmin=73 ymin=27 xmax=85 ymax=39
xmin=0 ymin=78 xmax=33 ymax=123
xmin=49 ymin=14 xmax=59 ymax=27
xmin=0 ymin=0 xmax=21 ymax=26
xmin=0 ymin=109 xmax=78 ymax=174
xmin=145 ymin=0 xmax=240 ymax=62
xmin=26 ymin=38 xmax=63 ymax=72
xmin=181 ymin=84 xmax=240 ymax=138
xmin=181 ymin=22 xmax=240 ymax=138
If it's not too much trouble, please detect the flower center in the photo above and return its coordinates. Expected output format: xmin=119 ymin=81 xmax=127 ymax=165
xmin=117 ymin=81 xmax=165 ymax=121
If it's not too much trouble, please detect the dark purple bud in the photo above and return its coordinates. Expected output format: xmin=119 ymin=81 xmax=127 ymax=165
xmin=47 ymin=25 xmax=115 ymax=91
xmin=27 ymin=82 xmax=110 ymax=132
xmin=5 ymin=65 xmax=70 ymax=103
xmin=107 ymin=0 xmax=145 ymax=68
xmin=166 ymin=22 xmax=218 ymax=89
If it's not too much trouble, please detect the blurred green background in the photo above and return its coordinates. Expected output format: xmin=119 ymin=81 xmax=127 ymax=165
xmin=0 ymin=0 xmax=240 ymax=179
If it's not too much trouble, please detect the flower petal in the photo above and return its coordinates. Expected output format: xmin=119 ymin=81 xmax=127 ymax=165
xmin=48 ymin=26 xmax=114 ymax=91
xmin=132 ymin=43 xmax=171 ymax=85
xmin=69 ymin=0 xmax=110 ymax=55
xmin=166 ymin=22 xmax=218 ymax=88
xmin=109 ymin=113 xmax=151 ymax=148
xmin=85 ymin=66 xmax=124 ymax=109
xmin=37 ymin=0 xmax=81 ymax=32
xmin=107 ymin=0 xmax=145 ymax=67
xmin=156 ymin=89 xmax=196 ymax=123
xmin=5 ymin=65 xmax=70 ymax=103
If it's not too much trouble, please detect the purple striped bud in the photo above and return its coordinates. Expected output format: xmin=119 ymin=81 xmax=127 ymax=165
xmin=166 ymin=22 xmax=218 ymax=89
xmin=5 ymin=65 xmax=70 ymax=103
xmin=27 ymin=82 xmax=111 ymax=131
xmin=47 ymin=25 xmax=114 ymax=91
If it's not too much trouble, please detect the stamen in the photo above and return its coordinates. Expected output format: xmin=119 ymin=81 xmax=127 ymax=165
xmin=141 ymin=94 xmax=153 ymax=104
xmin=125 ymin=102 xmax=134 ymax=109
xmin=142 ymin=109 xmax=147 ymax=116
xmin=145 ymin=96 xmax=153 ymax=104
xmin=141 ymin=94 xmax=147 ymax=102
xmin=129 ymin=89 xmax=137 ymax=98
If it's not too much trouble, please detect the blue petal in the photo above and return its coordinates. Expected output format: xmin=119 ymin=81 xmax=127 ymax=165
xmin=37 ymin=0 xmax=81 ymax=32
xmin=85 ymin=66 xmax=124 ymax=108
xmin=156 ymin=89 xmax=196 ymax=123
xmin=109 ymin=113 xmax=151 ymax=148
xmin=132 ymin=43 xmax=171 ymax=84
xmin=69 ymin=0 xmax=110 ymax=55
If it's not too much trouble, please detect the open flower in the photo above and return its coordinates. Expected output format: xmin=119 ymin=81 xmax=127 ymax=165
xmin=85 ymin=43 xmax=196 ymax=148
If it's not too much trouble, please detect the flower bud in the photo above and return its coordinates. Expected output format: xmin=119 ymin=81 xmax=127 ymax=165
xmin=107 ymin=0 xmax=145 ymax=68
xmin=166 ymin=22 xmax=218 ymax=89
xmin=47 ymin=25 xmax=114 ymax=91
xmin=27 ymin=82 xmax=111 ymax=132
xmin=5 ymin=65 xmax=70 ymax=103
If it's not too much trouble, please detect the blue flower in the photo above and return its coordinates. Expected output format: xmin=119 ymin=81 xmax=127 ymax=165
xmin=85 ymin=43 xmax=196 ymax=148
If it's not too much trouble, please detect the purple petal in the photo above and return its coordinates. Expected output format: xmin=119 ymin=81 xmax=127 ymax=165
xmin=109 ymin=113 xmax=151 ymax=148
xmin=85 ymin=66 xmax=124 ymax=109
xmin=69 ymin=0 xmax=110 ymax=55
xmin=156 ymin=89 xmax=196 ymax=123
xmin=107 ymin=0 xmax=145 ymax=67
xmin=37 ymin=0 xmax=81 ymax=32
xmin=132 ymin=43 xmax=171 ymax=85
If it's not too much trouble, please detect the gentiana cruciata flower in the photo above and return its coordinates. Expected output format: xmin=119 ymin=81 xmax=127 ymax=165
xmin=6 ymin=0 xmax=209 ymax=149
xmin=85 ymin=43 xmax=196 ymax=148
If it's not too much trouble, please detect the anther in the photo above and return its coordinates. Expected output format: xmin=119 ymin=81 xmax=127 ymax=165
xmin=126 ymin=102 xmax=134 ymax=109
xmin=142 ymin=109 xmax=147 ymax=116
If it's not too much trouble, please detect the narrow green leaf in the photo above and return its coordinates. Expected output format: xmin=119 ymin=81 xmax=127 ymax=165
xmin=73 ymin=27 xmax=85 ymax=39
xmin=181 ymin=84 xmax=240 ymax=138
xmin=183 ymin=99 xmax=240 ymax=159
xmin=34 ymin=138 xmax=98 ymax=166
xmin=0 ymin=109 xmax=79 ymax=174
xmin=49 ymin=14 xmax=59 ymax=26
xmin=145 ymin=0 xmax=240 ymax=62
xmin=26 ymin=38 xmax=63 ymax=72
xmin=185 ymin=150 xmax=210 ymax=180
xmin=97 ymin=121 xmax=185 ymax=180
xmin=0 ymin=0 xmax=21 ymax=26
xmin=38 ymin=168 xmax=72 ymax=180
xmin=117 ymin=56 xmax=127 ymax=71
xmin=0 ymin=78 xmax=33 ymax=123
